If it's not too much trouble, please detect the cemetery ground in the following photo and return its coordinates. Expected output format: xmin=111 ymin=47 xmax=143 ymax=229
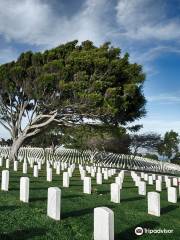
xmin=0 ymin=163 xmax=179 ymax=240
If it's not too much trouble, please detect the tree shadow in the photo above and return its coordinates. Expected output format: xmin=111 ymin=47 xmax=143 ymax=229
xmin=121 ymin=196 xmax=144 ymax=202
xmin=0 ymin=206 xmax=18 ymax=211
xmin=9 ymin=180 xmax=19 ymax=183
xmin=0 ymin=227 xmax=46 ymax=240
xmin=70 ymin=184 xmax=83 ymax=187
xmin=63 ymin=205 xmax=115 ymax=219
xmin=62 ymin=208 xmax=93 ymax=219
xmin=51 ymin=180 xmax=61 ymax=182
xmin=115 ymin=221 xmax=160 ymax=240
xmin=30 ymin=187 xmax=48 ymax=190
xmin=30 ymin=197 xmax=47 ymax=202
xmin=97 ymin=190 xmax=109 ymax=194
xmin=9 ymin=188 xmax=19 ymax=191
xmin=123 ymin=186 xmax=137 ymax=189
xmin=62 ymin=195 xmax=82 ymax=199
xmin=161 ymin=205 xmax=179 ymax=215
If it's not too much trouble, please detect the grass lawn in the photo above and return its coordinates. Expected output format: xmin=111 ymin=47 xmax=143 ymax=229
xmin=0 ymin=162 xmax=179 ymax=240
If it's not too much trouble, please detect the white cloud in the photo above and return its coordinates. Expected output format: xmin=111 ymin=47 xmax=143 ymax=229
xmin=0 ymin=0 xmax=110 ymax=49
xmin=138 ymin=119 xmax=180 ymax=135
xmin=0 ymin=0 xmax=180 ymax=65
xmin=132 ymin=46 xmax=180 ymax=65
xmin=147 ymin=93 xmax=180 ymax=104
xmin=116 ymin=0 xmax=180 ymax=41
xmin=114 ymin=0 xmax=180 ymax=75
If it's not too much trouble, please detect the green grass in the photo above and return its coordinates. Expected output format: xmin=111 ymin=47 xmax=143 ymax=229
xmin=0 ymin=163 xmax=179 ymax=240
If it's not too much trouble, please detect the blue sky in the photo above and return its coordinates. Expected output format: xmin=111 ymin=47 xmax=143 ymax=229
xmin=0 ymin=0 xmax=180 ymax=138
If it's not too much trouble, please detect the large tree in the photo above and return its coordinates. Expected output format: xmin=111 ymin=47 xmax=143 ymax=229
xmin=27 ymin=124 xmax=131 ymax=154
xmin=130 ymin=133 xmax=161 ymax=158
xmin=62 ymin=125 xmax=131 ymax=154
xmin=0 ymin=40 xmax=146 ymax=161
xmin=158 ymin=130 xmax=179 ymax=161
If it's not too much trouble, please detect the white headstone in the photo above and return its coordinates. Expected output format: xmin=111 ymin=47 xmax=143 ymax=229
xmin=94 ymin=207 xmax=114 ymax=240
xmin=111 ymin=183 xmax=120 ymax=203
xmin=30 ymin=159 xmax=34 ymax=168
xmin=135 ymin=176 xmax=141 ymax=187
xmin=158 ymin=175 xmax=162 ymax=181
xmin=23 ymin=162 xmax=28 ymax=174
xmin=156 ymin=180 xmax=162 ymax=192
xmin=165 ymin=178 xmax=171 ymax=188
xmin=148 ymin=192 xmax=160 ymax=217
xmin=68 ymin=167 xmax=72 ymax=177
xmin=1 ymin=170 xmax=9 ymax=191
xmin=14 ymin=161 xmax=18 ymax=171
xmin=63 ymin=172 xmax=69 ymax=187
xmin=148 ymin=176 xmax=153 ymax=185
xmin=144 ymin=173 xmax=148 ymax=181
xmin=173 ymin=178 xmax=178 ymax=186
xmin=138 ymin=181 xmax=146 ymax=196
xmin=20 ymin=177 xmax=29 ymax=203
xmin=152 ymin=174 xmax=156 ymax=180
xmin=6 ymin=159 xmax=10 ymax=169
xmin=47 ymin=168 xmax=52 ymax=182
xmin=81 ymin=169 xmax=86 ymax=180
xmin=0 ymin=157 xmax=3 ymax=167
xmin=38 ymin=161 xmax=41 ymax=170
xmin=56 ymin=164 xmax=60 ymax=175
xmin=141 ymin=172 xmax=144 ymax=178
xmin=53 ymin=161 xmax=57 ymax=169
xmin=104 ymin=171 xmax=108 ymax=180
xmin=33 ymin=165 xmax=38 ymax=177
xmin=47 ymin=187 xmax=61 ymax=220
xmin=83 ymin=177 xmax=91 ymax=194
xmin=167 ymin=187 xmax=177 ymax=203
xmin=96 ymin=173 xmax=102 ymax=185
xmin=61 ymin=163 xmax=64 ymax=171
xmin=91 ymin=170 xmax=95 ymax=178
xmin=115 ymin=177 xmax=122 ymax=189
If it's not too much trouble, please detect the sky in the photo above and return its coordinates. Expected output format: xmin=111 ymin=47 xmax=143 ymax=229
xmin=0 ymin=0 xmax=180 ymax=138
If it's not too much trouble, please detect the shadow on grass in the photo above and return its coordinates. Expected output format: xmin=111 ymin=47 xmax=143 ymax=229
xmin=63 ymin=205 xmax=115 ymax=219
xmin=123 ymin=186 xmax=137 ymax=189
xmin=161 ymin=205 xmax=179 ymax=215
xmin=121 ymin=196 xmax=144 ymax=202
xmin=0 ymin=206 xmax=18 ymax=211
xmin=0 ymin=227 xmax=46 ymax=240
xmin=115 ymin=221 xmax=160 ymax=240
xmin=9 ymin=188 xmax=19 ymax=191
xmin=30 ymin=187 xmax=48 ymax=190
xmin=30 ymin=197 xmax=47 ymax=202
xmin=9 ymin=180 xmax=19 ymax=183
xmin=97 ymin=190 xmax=109 ymax=194
xmin=70 ymin=184 xmax=83 ymax=187
xmin=62 ymin=195 xmax=82 ymax=199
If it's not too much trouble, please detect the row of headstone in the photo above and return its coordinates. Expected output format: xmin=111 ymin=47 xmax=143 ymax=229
xmin=131 ymin=171 xmax=179 ymax=217
xmin=0 ymin=164 xmax=179 ymax=220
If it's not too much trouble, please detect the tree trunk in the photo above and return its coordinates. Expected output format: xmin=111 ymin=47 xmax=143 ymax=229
xmin=9 ymin=136 xmax=25 ymax=161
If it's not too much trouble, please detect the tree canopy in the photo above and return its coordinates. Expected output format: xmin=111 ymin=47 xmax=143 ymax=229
xmin=130 ymin=133 xmax=161 ymax=158
xmin=158 ymin=130 xmax=179 ymax=160
xmin=0 ymin=40 xmax=146 ymax=160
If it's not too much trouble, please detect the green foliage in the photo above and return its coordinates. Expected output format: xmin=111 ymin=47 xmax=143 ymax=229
xmin=27 ymin=124 xmax=130 ymax=154
xmin=144 ymin=153 xmax=159 ymax=160
xmin=158 ymin=130 xmax=179 ymax=160
xmin=130 ymin=133 xmax=161 ymax=157
xmin=171 ymin=152 xmax=180 ymax=165
xmin=0 ymin=40 xmax=146 ymax=125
